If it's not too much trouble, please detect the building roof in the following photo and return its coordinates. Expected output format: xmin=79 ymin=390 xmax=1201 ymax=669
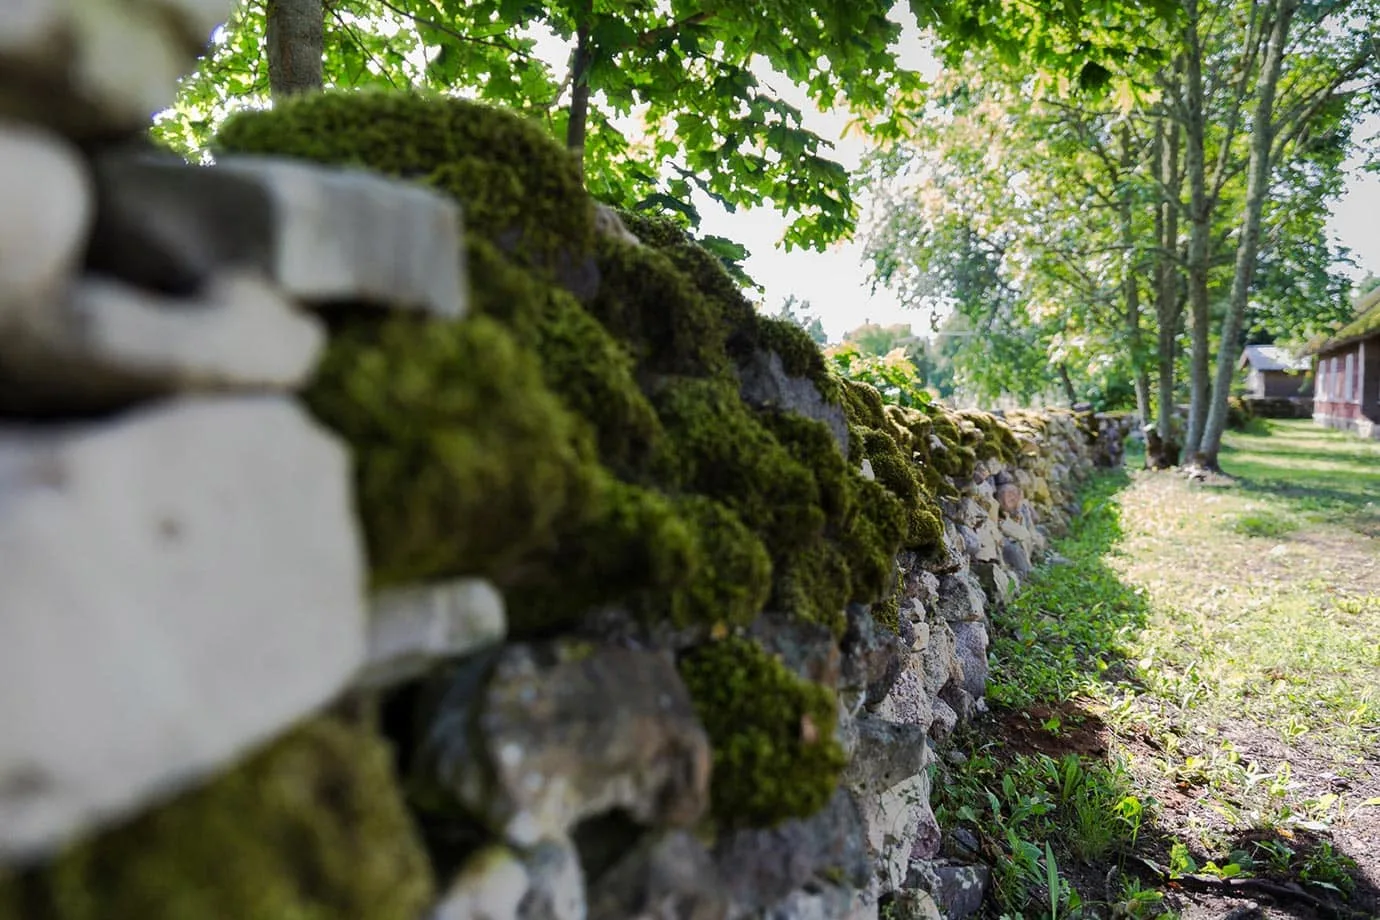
xmin=1303 ymin=286 xmax=1380 ymax=356
xmin=1238 ymin=344 xmax=1309 ymax=373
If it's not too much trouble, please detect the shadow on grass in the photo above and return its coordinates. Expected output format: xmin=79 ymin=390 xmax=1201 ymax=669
xmin=931 ymin=466 xmax=1380 ymax=920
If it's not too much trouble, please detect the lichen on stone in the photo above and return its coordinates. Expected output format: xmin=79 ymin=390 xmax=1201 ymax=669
xmin=678 ymin=638 xmax=847 ymax=828
xmin=8 ymin=719 xmax=433 ymax=920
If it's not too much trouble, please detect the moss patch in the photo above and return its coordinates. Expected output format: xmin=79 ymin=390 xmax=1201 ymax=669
xmin=215 ymin=90 xmax=593 ymax=273
xmin=9 ymin=719 xmax=432 ymax=920
xmin=679 ymin=638 xmax=847 ymax=828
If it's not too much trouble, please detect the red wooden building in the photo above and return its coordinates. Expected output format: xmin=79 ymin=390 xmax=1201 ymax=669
xmin=1308 ymin=287 xmax=1380 ymax=440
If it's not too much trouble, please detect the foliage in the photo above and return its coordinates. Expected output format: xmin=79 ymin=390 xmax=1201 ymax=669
xmin=826 ymin=343 xmax=933 ymax=408
xmin=157 ymin=0 xmax=1177 ymax=249
xmin=771 ymin=294 xmax=827 ymax=345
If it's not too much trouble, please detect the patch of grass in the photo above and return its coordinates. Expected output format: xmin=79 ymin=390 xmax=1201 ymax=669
xmin=1229 ymin=510 xmax=1298 ymax=538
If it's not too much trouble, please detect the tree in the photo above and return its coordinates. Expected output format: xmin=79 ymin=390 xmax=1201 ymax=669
xmin=1192 ymin=0 xmax=1377 ymax=469
xmin=159 ymin=0 xmax=1176 ymax=250
xmin=266 ymin=0 xmax=324 ymax=99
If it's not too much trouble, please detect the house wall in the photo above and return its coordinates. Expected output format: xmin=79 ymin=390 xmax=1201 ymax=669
xmin=1313 ymin=336 xmax=1380 ymax=438
xmin=1261 ymin=370 xmax=1307 ymax=399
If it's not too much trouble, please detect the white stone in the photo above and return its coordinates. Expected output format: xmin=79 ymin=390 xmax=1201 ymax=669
xmin=864 ymin=772 xmax=933 ymax=893
xmin=357 ymin=578 xmax=506 ymax=690
xmin=0 ymin=272 xmax=324 ymax=412
xmin=0 ymin=396 xmax=366 ymax=863
xmin=433 ymin=846 xmax=530 ymax=920
xmin=90 ymin=155 xmax=467 ymax=319
xmin=0 ymin=0 xmax=229 ymax=136
xmin=860 ymin=459 xmax=875 ymax=481
xmin=0 ymin=121 xmax=91 ymax=307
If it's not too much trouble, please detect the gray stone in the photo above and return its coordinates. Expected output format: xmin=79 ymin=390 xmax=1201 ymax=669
xmin=870 ymin=667 xmax=932 ymax=730
xmin=995 ymin=482 xmax=1023 ymax=515
xmin=1000 ymin=538 xmax=1032 ymax=580
xmin=592 ymin=202 xmax=641 ymax=246
xmin=587 ymin=831 xmax=727 ymax=920
xmin=87 ymin=154 xmax=466 ymax=317
xmin=0 ymin=120 xmax=91 ymax=311
xmin=714 ymin=789 xmax=870 ymax=910
xmin=765 ymin=885 xmax=873 ymax=920
xmin=949 ymin=621 xmax=989 ymax=701
xmin=0 ymin=0 xmax=232 ymax=136
xmin=843 ymin=717 xmax=929 ymax=799
xmin=357 ymin=578 xmax=506 ymax=690
xmin=921 ymin=624 xmax=961 ymax=698
xmin=885 ymin=890 xmax=941 ymax=920
xmin=519 ymin=838 xmax=585 ymax=920
xmin=972 ymin=562 xmax=1012 ymax=608
xmin=905 ymin=863 xmax=989 ymax=920
xmin=933 ymin=573 xmax=986 ymax=623
xmin=749 ymin=612 xmax=841 ymax=688
xmin=928 ymin=698 xmax=958 ymax=740
xmin=863 ymin=770 xmax=935 ymax=892
xmin=921 ymin=521 xmax=967 ymax=575
xmin=0 ymin=272 xmax=324 ymax=414
xmin=434 ymin=845 xmax=530 ymax=920
xmin=840 ymin=605 xmax=905 ymax=701
xmin=415 ymin=640 xmax=710 ymax=846
xmin=0 ymin=396 xmax=365 ymax=862
xmin=736 ymin=347 xmax=849 ymax=455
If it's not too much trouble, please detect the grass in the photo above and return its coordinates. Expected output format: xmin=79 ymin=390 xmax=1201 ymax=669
xmin=936 ymin=420 xmax=1380 ymax=919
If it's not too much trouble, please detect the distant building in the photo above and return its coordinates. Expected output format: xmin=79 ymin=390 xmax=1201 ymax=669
xmin=1305 ymin=287 xmax=1380 ymax=440
xmin=1237 ymin=345 xmax=1311 ymax=399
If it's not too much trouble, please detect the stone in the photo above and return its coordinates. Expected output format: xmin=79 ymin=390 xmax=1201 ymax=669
xmin=928 ymin=698 xmax=958 ymax=740
xmin=843 ymin=717 xmax=929 ymax=800
xmin=933 ymin=573 xmax=986 ymax=623
xmin=714 ymin=789 xmax=870 ymax=911
xmin=736 ymin=348 xmax=849 ymax=455
xmin=1001 ymin=538 xmax=1032 ymax=580
xmin=885 ymin=890 xmax=942 ymax=920
xmin=765 ymin=885 xmax=874 ymax=920
xmin=905 ymin=862 xmax=989 ymax=920
xmin=0 ymin=0 xmax=232 ymax=136
xmin=587 ymin=831 xmax=727 ymax=920
xmin=840 ymin=605 xmax=905 ymax=700
xmin=434 ymin=846 xmax=530 ymax=920
xmin=357 ymin=578 xmax=506 ymax=690
xmin=0 ymin=272 xmax=324 ymax=414
xmin=0 ymin=396 xmax=366 ymax=862
xmin=921 ymin=521 xmax=967 ymax=575
xmin=749 ymin=612 xmax=841 ymax=688
xmin=971 ymin=518 xmax=1001 ymax=564
xmin=870 ymin=667 xmax=932 ymax=730
xmin=0 ymin=121 xmax=91 ymax=308
xmin=415 ymin=640 xmax=710 ymax=847
xmin=592 ymin=202 xmax=641 ymax=246
xmin=86 ymin=154 xmax=467 ymax=317
xmin=863 ymin=771 xmax=935 ymax=892
xmin=949 ymin=621 xmax=989 ymax=701
xmin=519 ymin=838 xmax=585 ymax=920
xmin=920 ymin=624 xmax=961 ymax=699
xmin=972 ymin=562 xmax=1012 ymax=608
xmin=861 ymin=458 xmax=876 ymax=481
xmin=995 ymin=482 xmax=1023 ymax=515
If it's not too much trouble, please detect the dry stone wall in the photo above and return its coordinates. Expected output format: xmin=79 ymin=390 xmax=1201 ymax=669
xmin=0 ymin=6 xmax=1132 ymax=919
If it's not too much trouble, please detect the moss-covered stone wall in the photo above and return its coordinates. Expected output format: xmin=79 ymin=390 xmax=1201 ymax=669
xmin=0 ymin=82 xmax=1132 ymax=920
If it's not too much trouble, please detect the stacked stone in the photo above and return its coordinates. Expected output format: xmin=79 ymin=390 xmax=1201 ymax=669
xmin=0 ymin=0 xmax=492 ymax=882
xmin=827 ymin=408 xmax=1117 ymax=920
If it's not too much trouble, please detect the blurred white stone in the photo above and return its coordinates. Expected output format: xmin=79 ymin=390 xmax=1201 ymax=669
xmin=433 ymin=846 xmax=530 ymax=920
xmin=0 ymin=120 xmax=91 ymax=308
xmin=90 ymin=155 xmax=468 ymax=318
xmin=0 ymin=0 xmax=232 ymax=136
xmin=358 ymin=579 xmax=506 ymax=690
xmin=0 ymin=272 xmax=324 ymax=413
xmin=0 ymin=396 xmax=366 ymax=863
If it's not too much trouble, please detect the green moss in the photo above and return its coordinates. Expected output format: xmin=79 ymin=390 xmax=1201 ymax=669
xmin=769 ymin=544 xmax=853 ymax=636
xmin=873 ymin=578 xmax=905 ymax=633
xmin=747 ymin=317 xmax=843 ymax=406
xmin=588 ymin=237 xmax=732 ymax=377
xmin=679 ymin=638 xmax=847 ymax=828
xmin=837 ymin=479 xmax=907 ymax=601
xmin=616 ymin=210 xmax=693 ymax=249
xmin=660 ymin=496 xmax=773 ymax=629
xmin=14 ymin=719 xmax=432 ymax=920
xmin=215 ymin=90 xmax=593 ymax=272
xmin=304 ymin=314 xmax=600 ymax=590
xmin=841 ymin=380 xmax=887 ymax=434
xmin=653 ymin=377 xmax=825 ymax=557
xmin=466 ymin=238 xmax=663 ymax=474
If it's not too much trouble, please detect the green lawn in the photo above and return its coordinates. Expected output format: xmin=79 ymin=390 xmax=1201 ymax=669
xmin=934 ymin=419 xmax=1380 ymax=920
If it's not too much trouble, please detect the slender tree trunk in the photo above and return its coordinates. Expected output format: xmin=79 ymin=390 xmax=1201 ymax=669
xmin=1058 ymin=363 xmax=1077 ymax=406
xmin=1195 ymin=0 xmax=1295 ymax=469
xmin=266 ymin=0 xmax=323 ymax=100
xmin=1181 ymin=0 xmax=1211 ymax=459
xmin=1153 ymin=111 xmax=1184 ymax=468
xmin=1117 ymin=126 xmax=1153 ymax=429
xmin=566 ymin=22 xmax=593 ymax=181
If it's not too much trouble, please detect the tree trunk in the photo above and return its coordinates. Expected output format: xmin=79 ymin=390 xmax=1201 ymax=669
xmin=1181 ymin=0 xmax=1211 ymax=459
xmin=566 ymin=22 xmax=593 ymax=181
xmin=1195 ymin=0 xmax=1295 ymax=469
xmin=1118 ymin=126 xmax=1153 ymax=430
xmin=266 ymin=0 xmax=323 ymax=100
xmin=1153 ymin=105 xmax=1183 ymax=468
xmin=1058 ymin=363 xmax=1077 ymax=406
